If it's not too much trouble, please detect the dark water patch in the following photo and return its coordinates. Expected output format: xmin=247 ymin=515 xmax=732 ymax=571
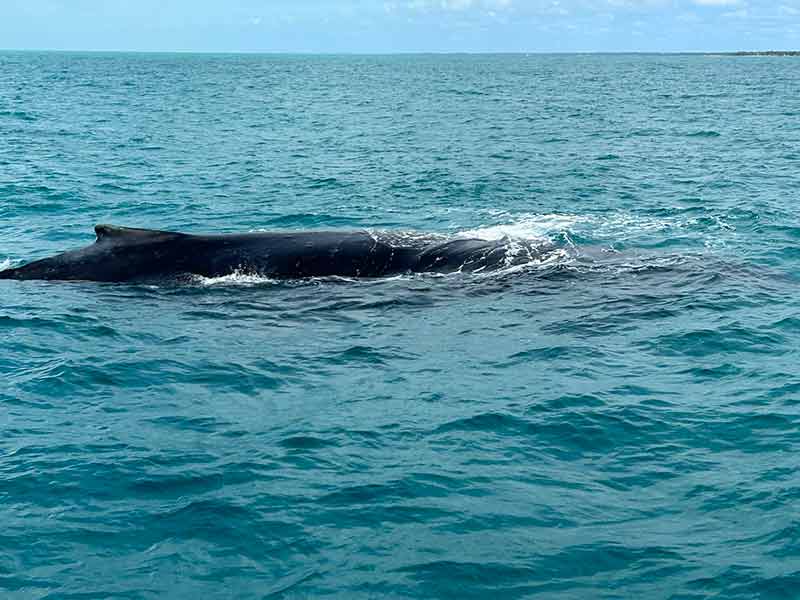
xmin=686 ymin=130 xmax=721 ymax=138
xmin=433 ymin=407 xmax=668 ymax=459
xmin=534 ymin=543 xmax=685 ymax=580
xmin=6 ymin=441 xmax=134 ymax=459
xmin=678 ymin=362 xmax=744 ymax=380
xmin=692 ymin=413 xmax=799 ymax=453
xmin=0 ymin=575 xmax=52 ymax=593
xmin=608 ymin=383 xmax=672 ymax=398
xmin=318 ymin=476 xmax=481 ymax=508
xmin=147 ymin=415 xmax=232 ymax=434
xmin=396 ymin=544 xmax=683 ymax=598
xmin=279 ymin=435 xmax=336 ymax=450
xmin=644 ymin=326 xmax=787 ymax=358
xmin=498 ymin=345 xmax=604 ymax=367
xmin=395 ymin=560 xmax=540 ymax=599
xmin=314 ymin=504 xmax=453 ymax=528
xmin=687 ymin=566 xmax=800 ymax=599
xmin=771 ymin=245 xmax=800 ymax=261
xmin=123 ymin=499 xmax=314 ymax=560
xmin=762 ymin=523 xmax=800 ymax=558
xmin=439 ymin=509 xmax=569 ymax=533
xmin=763 ymin=381 xmax=800 ymax=402
xmin=772 ymin=317 xmax=800 ymax=332
xmin=761 ymin=224 xmax=800 ymax=240
xmin=128 ymin=469 xmax=257 ymax=498
xmin=434 ymin=412 xmax=528 ymax=434
xmin=4 ymin=460 xmax=142 ymax=506
xmin=536 ymin=393 xmax=606 ymax=411
xmin=10 ymin=357 xmax=287 ymax=397
xmin=327 ymin=345 xmax=415 ymax=366
xmin=0 ymin=109 xmax=36 ymax=121
xmin=95 ymin=182 xmax=138 ymax=193
xmin=305 ymin=176 xmax=353 ymax=190
xmin=0 ymin=315 xmax=121 ymax=342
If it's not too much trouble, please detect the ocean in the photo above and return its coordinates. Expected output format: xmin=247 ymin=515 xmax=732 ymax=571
xmin=1 ymin=52 xmax=799 ymax=599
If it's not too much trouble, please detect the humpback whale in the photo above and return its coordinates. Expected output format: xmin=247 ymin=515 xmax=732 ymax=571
xmin=0 ymin=224 xmax=540 ymax=282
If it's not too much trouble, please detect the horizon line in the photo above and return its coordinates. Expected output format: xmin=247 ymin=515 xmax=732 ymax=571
xmin=1 ymin=48 xmax=798 ymax=56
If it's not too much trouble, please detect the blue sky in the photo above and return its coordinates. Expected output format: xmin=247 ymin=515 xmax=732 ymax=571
xmin=1 ymin=0 xmax=798 ymax=53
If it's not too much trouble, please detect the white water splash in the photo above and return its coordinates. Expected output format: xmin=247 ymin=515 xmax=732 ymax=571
xmin=458 ymin=213 xmax=587 ymax=242
xmin=0 ymin=258 xmax=12 ymax=272
xmin=440 ymin=210 xmax=737 ymax=278
xmin=460 ymin=211 xmax=734 ymax=246
xmin=191 ymin=270 xmax=277 ymax=287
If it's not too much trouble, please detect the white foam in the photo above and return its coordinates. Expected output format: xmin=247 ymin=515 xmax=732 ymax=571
xmin=460 ymin=211 xmax=734 ymax=247
xmin=443 ymin=210 xmax=735 ymax=278
xmin=0 ymin=258 xmax=12 ymax=272
xmin=191 ymin=270 xmax=276 ymax=287
xmin=458 ymin=213 xmax=587 ymax=242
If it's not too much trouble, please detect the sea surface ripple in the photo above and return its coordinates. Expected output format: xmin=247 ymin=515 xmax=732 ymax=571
xmin=1 ymin=53 xmax=800 ymax=599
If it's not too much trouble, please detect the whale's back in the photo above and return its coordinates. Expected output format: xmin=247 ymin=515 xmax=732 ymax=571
xmin=0 ymin=225 xmax=537 ymax=282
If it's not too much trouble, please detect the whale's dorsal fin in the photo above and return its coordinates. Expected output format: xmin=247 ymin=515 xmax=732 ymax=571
xmin=94 ymin=224 xmax=182 ymax=244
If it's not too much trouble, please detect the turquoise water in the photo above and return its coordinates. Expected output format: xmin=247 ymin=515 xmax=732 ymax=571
xmin=2 ymin=52 xmax=800 ymax=598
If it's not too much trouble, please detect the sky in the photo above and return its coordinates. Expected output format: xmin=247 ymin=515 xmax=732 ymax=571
xmin=0 ymin=0 xmax=798 ymax=53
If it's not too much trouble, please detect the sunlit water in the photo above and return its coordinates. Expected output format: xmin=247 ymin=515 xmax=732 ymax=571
xmin=2 ymin=52 xmax=800 ymax=599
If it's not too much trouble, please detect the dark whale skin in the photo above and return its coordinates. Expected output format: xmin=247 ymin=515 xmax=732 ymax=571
xmin=0 ymin=225 xmax=532 ymax=282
